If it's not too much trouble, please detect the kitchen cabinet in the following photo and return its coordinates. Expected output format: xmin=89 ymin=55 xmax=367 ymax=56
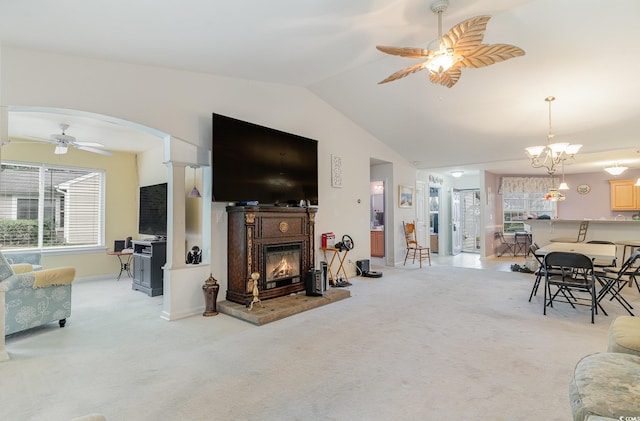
xmin=609 ymin=179 xmax=640 ymax=211
xmin=371 ymin=230 xmax=384 ymax=257
xmin=430 ymin=234 xmax=439 ymax=253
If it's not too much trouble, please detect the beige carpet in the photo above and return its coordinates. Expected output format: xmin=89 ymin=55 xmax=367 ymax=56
xmin=2 ymin=263 xmax=638 ymax=421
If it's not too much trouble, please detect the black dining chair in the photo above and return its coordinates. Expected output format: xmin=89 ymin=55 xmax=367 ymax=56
xmin=543 ymin=251 xmax=602 ymax=323
xmin=594 ymin=250 xmax=640 ymax=316
xmin=586 ymin=240 xmax=617 ymax=269
xmin=528 ymin=243 xmax=544 ymax=301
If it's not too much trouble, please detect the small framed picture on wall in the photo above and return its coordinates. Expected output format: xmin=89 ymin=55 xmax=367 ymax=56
xmin=399 ymin=185 xmax=414 ymax=208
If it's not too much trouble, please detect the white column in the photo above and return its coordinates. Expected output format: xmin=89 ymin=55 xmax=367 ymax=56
xmin=165 ymin=161 xmax=186 ymax=269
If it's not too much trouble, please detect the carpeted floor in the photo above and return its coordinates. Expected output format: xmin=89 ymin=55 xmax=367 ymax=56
xmin=2 ymin=259 xmax=638 ymax=421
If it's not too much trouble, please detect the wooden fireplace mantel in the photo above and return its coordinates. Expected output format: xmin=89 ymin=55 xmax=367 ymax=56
xmin=226 ymin=206 xmax=317 ymax=306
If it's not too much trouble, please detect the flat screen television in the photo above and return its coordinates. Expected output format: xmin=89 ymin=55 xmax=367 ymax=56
xmin=212 ymin=113 xmax=318 ymax=205
xmin=138 ymin=183 xmax=167 ymax=237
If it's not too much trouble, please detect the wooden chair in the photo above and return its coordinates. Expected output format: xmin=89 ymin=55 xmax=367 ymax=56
xmin=550 ymin=220 xmax=589 ymax=243
xmin=402 ymin=221 xmax=431 ymax=267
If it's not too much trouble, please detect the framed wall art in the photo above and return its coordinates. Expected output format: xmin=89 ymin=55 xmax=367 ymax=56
xmin=331 ymin=154 xmax=342 ymax=188
xmin=577 ymin=184 xmax=591 ymax=195
xmin=399 ymin=185 xmax=414 ymax=208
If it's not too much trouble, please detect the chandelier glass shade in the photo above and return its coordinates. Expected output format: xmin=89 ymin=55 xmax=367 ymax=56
xmin=526 ymin=96 xmax=582 ymax=175
xmin=604 ymin=163 xmax=627 ymax=176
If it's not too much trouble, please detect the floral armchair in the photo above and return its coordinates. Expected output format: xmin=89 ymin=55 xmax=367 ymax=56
xmin=1 ymin=251 xmax=76 ymax=336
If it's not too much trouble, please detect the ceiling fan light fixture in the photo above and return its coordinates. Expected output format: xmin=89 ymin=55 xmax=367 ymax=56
xmin=451 ymin=170 xmax=464 ymax=178
xmin=54 ymin=144 xmax=68 ymax=155
xmin=425 ymin=46 xmax=455 ymax=74
xmin=375 ymin=0 xmax=524 ymax=87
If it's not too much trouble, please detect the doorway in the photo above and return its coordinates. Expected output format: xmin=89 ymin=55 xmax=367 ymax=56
xmin=370 ymin=181 xmax=385 ymax=258
xmin=461 ymin=189 xmax=481 ymax=253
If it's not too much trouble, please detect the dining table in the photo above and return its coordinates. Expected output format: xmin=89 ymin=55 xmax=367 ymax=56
xmin=534 ymin=242 xmax=616 ymax=262
xmin=535 ymin=242 xmax=634 ymax=315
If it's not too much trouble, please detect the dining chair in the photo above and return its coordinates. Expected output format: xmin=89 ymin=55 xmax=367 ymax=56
xmin=550 ymin=220 xmax=589 ymax=243
xmin=402 ymin=221 xmax=431 ymax=268
xmin=528 ymin=243 xmax=544 ymax=301
xmin=543 ymin=251 xmax=601 ymax=323
xmin=586 ymin=240 xmax=617 ymax=268
xmin=514 ymin=232 xmax=532 ymax=256
xmin=496 ymin=231 xmax=516 ymax=257
xmin=594 ymin=250 xmax=640 ymax=316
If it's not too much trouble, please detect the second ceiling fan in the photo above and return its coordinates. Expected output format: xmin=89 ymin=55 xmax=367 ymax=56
xmin=376 ymin=0 xmax=525 ymax=88
xmin=31 ymin=123 xmax=112 ymax=156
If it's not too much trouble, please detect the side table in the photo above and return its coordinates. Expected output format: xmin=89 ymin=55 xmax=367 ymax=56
xmin=107 ymin=250 xmax=133 ymax=281
xmin=320 ymin=247 xmax=349 ymax=285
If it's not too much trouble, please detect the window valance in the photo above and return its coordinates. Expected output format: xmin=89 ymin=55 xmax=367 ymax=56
xmin=499 ymin=176 xmax=558 ymax=194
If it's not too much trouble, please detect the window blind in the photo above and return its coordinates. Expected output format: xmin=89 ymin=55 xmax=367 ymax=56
xmin=0 ymin=162 xmax=104 ymax=250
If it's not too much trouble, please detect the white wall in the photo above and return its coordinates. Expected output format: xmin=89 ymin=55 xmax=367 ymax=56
xmin=1 ymin=46 xmax=417 ymax=318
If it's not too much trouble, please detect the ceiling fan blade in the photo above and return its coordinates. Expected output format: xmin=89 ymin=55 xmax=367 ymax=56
xmin=442 ymin=16 xmax=491 ymax=50
xmin=27 ymin=136 xmax=59 ymax=145
xmin=429 ymin=68 xmax=462 ymax=88
xmin=378 ymin=62 xmax=427 ymax=84
xmin=74 ymin=141 xmax=106 ymax=148
xmin=74 ymin=145 xmax=113 ymax=156
xmin=455 ymin=44 xmax=525 ymax=69
xmin=376 ymin=46 xmax=432 ymax=59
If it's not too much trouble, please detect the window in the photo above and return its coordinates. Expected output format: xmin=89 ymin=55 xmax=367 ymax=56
xmin=503 ymin=192 xmax=556 ymax=232
xmin=0 ymin=162 xmax=105 ymax=250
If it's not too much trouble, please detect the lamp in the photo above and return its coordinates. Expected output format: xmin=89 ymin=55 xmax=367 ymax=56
xmin=188 ymin=166 xmax=201 ymax=198
xmin=558 ymin=159 xmax=569 ymax=190
xmin=604 ymin=163 xmax=628 ymax=176
xmin=525 ymin=96 xmax=582 ymax=175
xmin=544 ymin=189 xmax=566 ymax=202
xmin=451 ymin=170 xmax=464 ymax=178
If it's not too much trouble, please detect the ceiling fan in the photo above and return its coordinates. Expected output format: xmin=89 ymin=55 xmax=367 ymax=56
xmin=376 ymin=0 xmax=525 ymax=88
xmin=29 ymin=123 xmax=113 ymax=156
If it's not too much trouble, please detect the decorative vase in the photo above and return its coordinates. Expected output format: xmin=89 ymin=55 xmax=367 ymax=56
xmin=202 ymin=273 xmax=219 ymax=316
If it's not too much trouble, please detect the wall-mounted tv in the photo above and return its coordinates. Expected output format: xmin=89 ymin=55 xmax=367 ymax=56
xmin=138 ymin=183 xmax=167 ymax=237
xmin=212 ymin=113 xmax=318 ymax=206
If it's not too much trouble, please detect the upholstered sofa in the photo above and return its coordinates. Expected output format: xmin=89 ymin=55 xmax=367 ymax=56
xmin=569 ymin=316 xmax=640 ymax=421
xmin=2 ymin=250 xmax=44 ymax=270
xmin=1 ymin=251 xmax=76 ymax=336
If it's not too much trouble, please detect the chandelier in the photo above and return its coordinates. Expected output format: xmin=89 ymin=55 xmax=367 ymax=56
xmin=604 ymin=162 xmax=628 ymax=176
xmin=525 ymin=96 xmax=582 ymax=175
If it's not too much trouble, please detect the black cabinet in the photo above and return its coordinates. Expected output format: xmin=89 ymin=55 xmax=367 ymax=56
xmin=132 ymin=240 xmax=166 ymax=297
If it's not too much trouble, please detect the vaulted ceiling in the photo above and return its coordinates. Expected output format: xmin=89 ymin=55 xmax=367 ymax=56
xmin=1 ymin=0 xmax=639 ymax=175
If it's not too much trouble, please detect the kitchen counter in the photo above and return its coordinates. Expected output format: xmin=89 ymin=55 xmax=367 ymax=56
xmin=527 ymin=219 xmax=640 ymax=255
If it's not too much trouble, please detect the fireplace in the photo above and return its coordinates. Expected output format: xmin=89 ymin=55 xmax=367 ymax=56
xmin=263 ymin=243 xmax=302 ymax=290
xmin=226 ymin=206 xmax=316 ymax=305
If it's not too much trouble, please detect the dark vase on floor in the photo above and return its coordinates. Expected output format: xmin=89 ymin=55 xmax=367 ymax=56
xmin=202 ymin=273 xmax=219 ymax=316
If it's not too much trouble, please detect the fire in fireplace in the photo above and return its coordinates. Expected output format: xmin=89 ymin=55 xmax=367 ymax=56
xmin=263 ymin=243 xmax=302 ymax=290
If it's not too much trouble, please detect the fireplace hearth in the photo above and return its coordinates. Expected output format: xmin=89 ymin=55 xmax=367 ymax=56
xmin=226 ymin=206 xmax=316 ymax=306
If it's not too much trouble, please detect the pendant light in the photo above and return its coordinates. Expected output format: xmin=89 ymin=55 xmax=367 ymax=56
xmin=189 ymin=166 xmax=201 ymax=198
xmin=558 ymin=159 xmax=569 ymax=190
